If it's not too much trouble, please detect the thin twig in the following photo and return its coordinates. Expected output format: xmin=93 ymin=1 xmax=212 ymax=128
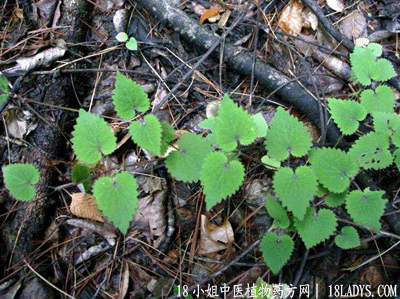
xmin=152 ymin=2 xmax=252 ymax=113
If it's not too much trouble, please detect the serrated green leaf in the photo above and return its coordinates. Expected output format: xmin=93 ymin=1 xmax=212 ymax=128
xmin=372 ymin=59 xmax=396 ymax=82
xmin=261 ymin=155 xmax=281 ymax=169
xmin=266 ymin=194 xmax=290 ymax=229
xmin=112 ymin=71 xmax=150 ymax=120
xmin=200 ymin=152 xmax=244 ymax=209
xmin=335 ymin=226 xmax=360 ymax=249
xmin=0 ymin=74 xmax=10 ymax=94
xmin=116 ymin=32 xmax=129 ymax=42
xmin=348 ymin=132 xmax=392 ymax=170
xmin=345 ymin=188 xmax=386 ymax=230
xmin=360 ymin=85 xmax=395 ymax=114
xmin=328 ymin=98 xmax=366 ymax=135
xmin=126 ymin=37 xmax=138 ymax=51
xmin=273 ymin=166 xmax=317 ymax=220
xmin=265 ymin=107 xmax=311 ymax=161
xmin=93 ymin=171 xmax=138 ymax=234
xmin=71 ymin=109 xmax=117 ymax=164
xmin=294 ymin=208 xmax=337 ymax=249
xmin=325 ymin=191 xmax=347 ymax=207
xmin=350 ymin=49 xmax=376 ymax=86
xmin=130 ymin=114 xmax=162 ymax=156
xmin=252 ymin=113 xmax=268 ymax=138
xmin=260 ymin=232 xmax=293 ymax=274
xmin=2 ymin=163 xmax=40 ymax=201
xmin=165 ymin=133 xmax=213 ymax=182
xmin=309 ymin=148 xmax=358 ymax=193
xmin=372 ymin=112 xmax=400 ymax=147
xmin=160 ymin=122 xmax=175 ymax=156
xmin=198 ymin=117 xmax=216 ymax=131
xmin=214 ymin=94 xmax=257 ymax=151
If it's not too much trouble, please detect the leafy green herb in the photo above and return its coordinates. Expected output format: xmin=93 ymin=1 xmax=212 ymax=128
xmin=71 ymin=109 xmax=117 ymax=164
xmin=130 ymin=114 xmax=162 ymax=156
xmin=265 ymin=106 xmax=311 ymax=161
xmin=92 ymin=171 xmax=138 ymax=234
xmin=294 ymin=208 xmax=337 ymax=249
xmin=113 ymin=71 xmax=150 ymax=120
xmin=214 ymin=94 xmax=257 ymax=151
xmin=2 ymin=163 xmax=40 ymax=201
xmin=335 ymin=226 xmax=360 ymax=249
xmin=273 ymin=166 xmax=317 ymax=220
xmin=200 ymin=152 xmax=244 ymax=209
xmin=260 ymin=231 xmax=294 ymax=274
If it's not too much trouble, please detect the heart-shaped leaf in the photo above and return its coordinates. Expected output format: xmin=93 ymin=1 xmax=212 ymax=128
xmin=126 ymin=37 xmax=138 ymax=51
xmin=130 ymin=114 xmax=162 ymax=156
xmin=2 ymin=163 xmax=40 ymax=201
xmin=335 ymin=226 xmax=360 ymax=249
xmin=265 ymin=106 xmax=312 ymax=161
xmin=309 ymin=148 xmax=358 ymax=193
xmin=165 ymin=133 xmax=213 ymax=182
xmin=71 ymin=109 xmax=117 ymax=164
xmin=345 ymin=188 xmax=386 ymax=230
xmin=260 ymin=232 xmax=294 ymax=274
xmin=273 ymin=166 xmax=317 ymax=220
xmin=93 ymin=171 xmax=138 ymax=234
xmin=200 ymin=152 xmax=244 ymax=209
xmin=113 ymin=71 xmax=150 ymax=120
xmin=294 ymin=208 xmax=337 ymax=249
xmin=214 ymin=94 xmax=257 ymax=151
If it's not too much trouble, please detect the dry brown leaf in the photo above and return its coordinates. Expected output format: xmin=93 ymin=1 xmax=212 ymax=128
xmin=4 ymin=107 xmax=37 ymax=139
xmin=278 ymin=0 xmax=303 ymax=35
xmin=200 ymin=7 xmax=221 ymax=24
xmin=197 ymin=215 xmax=234 ymax=256
xmin=340 ymin=10 xmax=367 ymax=40
xmin=118 ymin=261 xmax=130 ymax=299
xmin=326 ymin=0 xmax=344 ymax=12
xmin=70 ymin=193 xmax=104 ymax=222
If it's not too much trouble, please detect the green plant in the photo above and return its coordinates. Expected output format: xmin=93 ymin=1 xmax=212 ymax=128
xmin=0 ymin=73 xmax=10 ymax=106
xmin=2 ymin=43 xmax=397 ymax=278
xmin=2 ymin=71 xmax=267 ymax=234
xmin=260 ymin=42 xmax=397 ymax=274
xmin=116 ymin=32 xmax=138 ymax=51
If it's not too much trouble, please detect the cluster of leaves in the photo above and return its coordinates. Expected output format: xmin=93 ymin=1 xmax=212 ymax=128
xmin=260 ymin=42 xmax=396 ymax=274
xmin=2 ymin=71 xmax=268 ymax=235
xmin=116 ymin=32 xmax=138 ymax=51
xmin=2 ymin=42 xmax=397 ymax=277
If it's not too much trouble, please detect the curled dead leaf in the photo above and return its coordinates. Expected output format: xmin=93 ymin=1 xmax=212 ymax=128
xmin=200 ymin=7 xmax=221 ymax=24
xmin=70 ymin=193 xmax=104 ymax=222
xmin=278 ymin=0 xmax=303 ymax=35
xmin=197 ymin=215 xmax=234 ymax=256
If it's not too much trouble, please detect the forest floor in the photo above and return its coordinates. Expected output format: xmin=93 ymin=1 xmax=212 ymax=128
xmin=1 ymin=0 xmax=400 ymax=298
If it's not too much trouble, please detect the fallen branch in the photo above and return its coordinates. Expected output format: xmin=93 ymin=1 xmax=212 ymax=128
xmin=133 ymin=0 xmax=341 ymax=143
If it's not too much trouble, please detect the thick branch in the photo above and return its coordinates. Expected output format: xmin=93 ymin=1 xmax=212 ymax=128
xmin=134 ymin=0 xmax=341 ymax=143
